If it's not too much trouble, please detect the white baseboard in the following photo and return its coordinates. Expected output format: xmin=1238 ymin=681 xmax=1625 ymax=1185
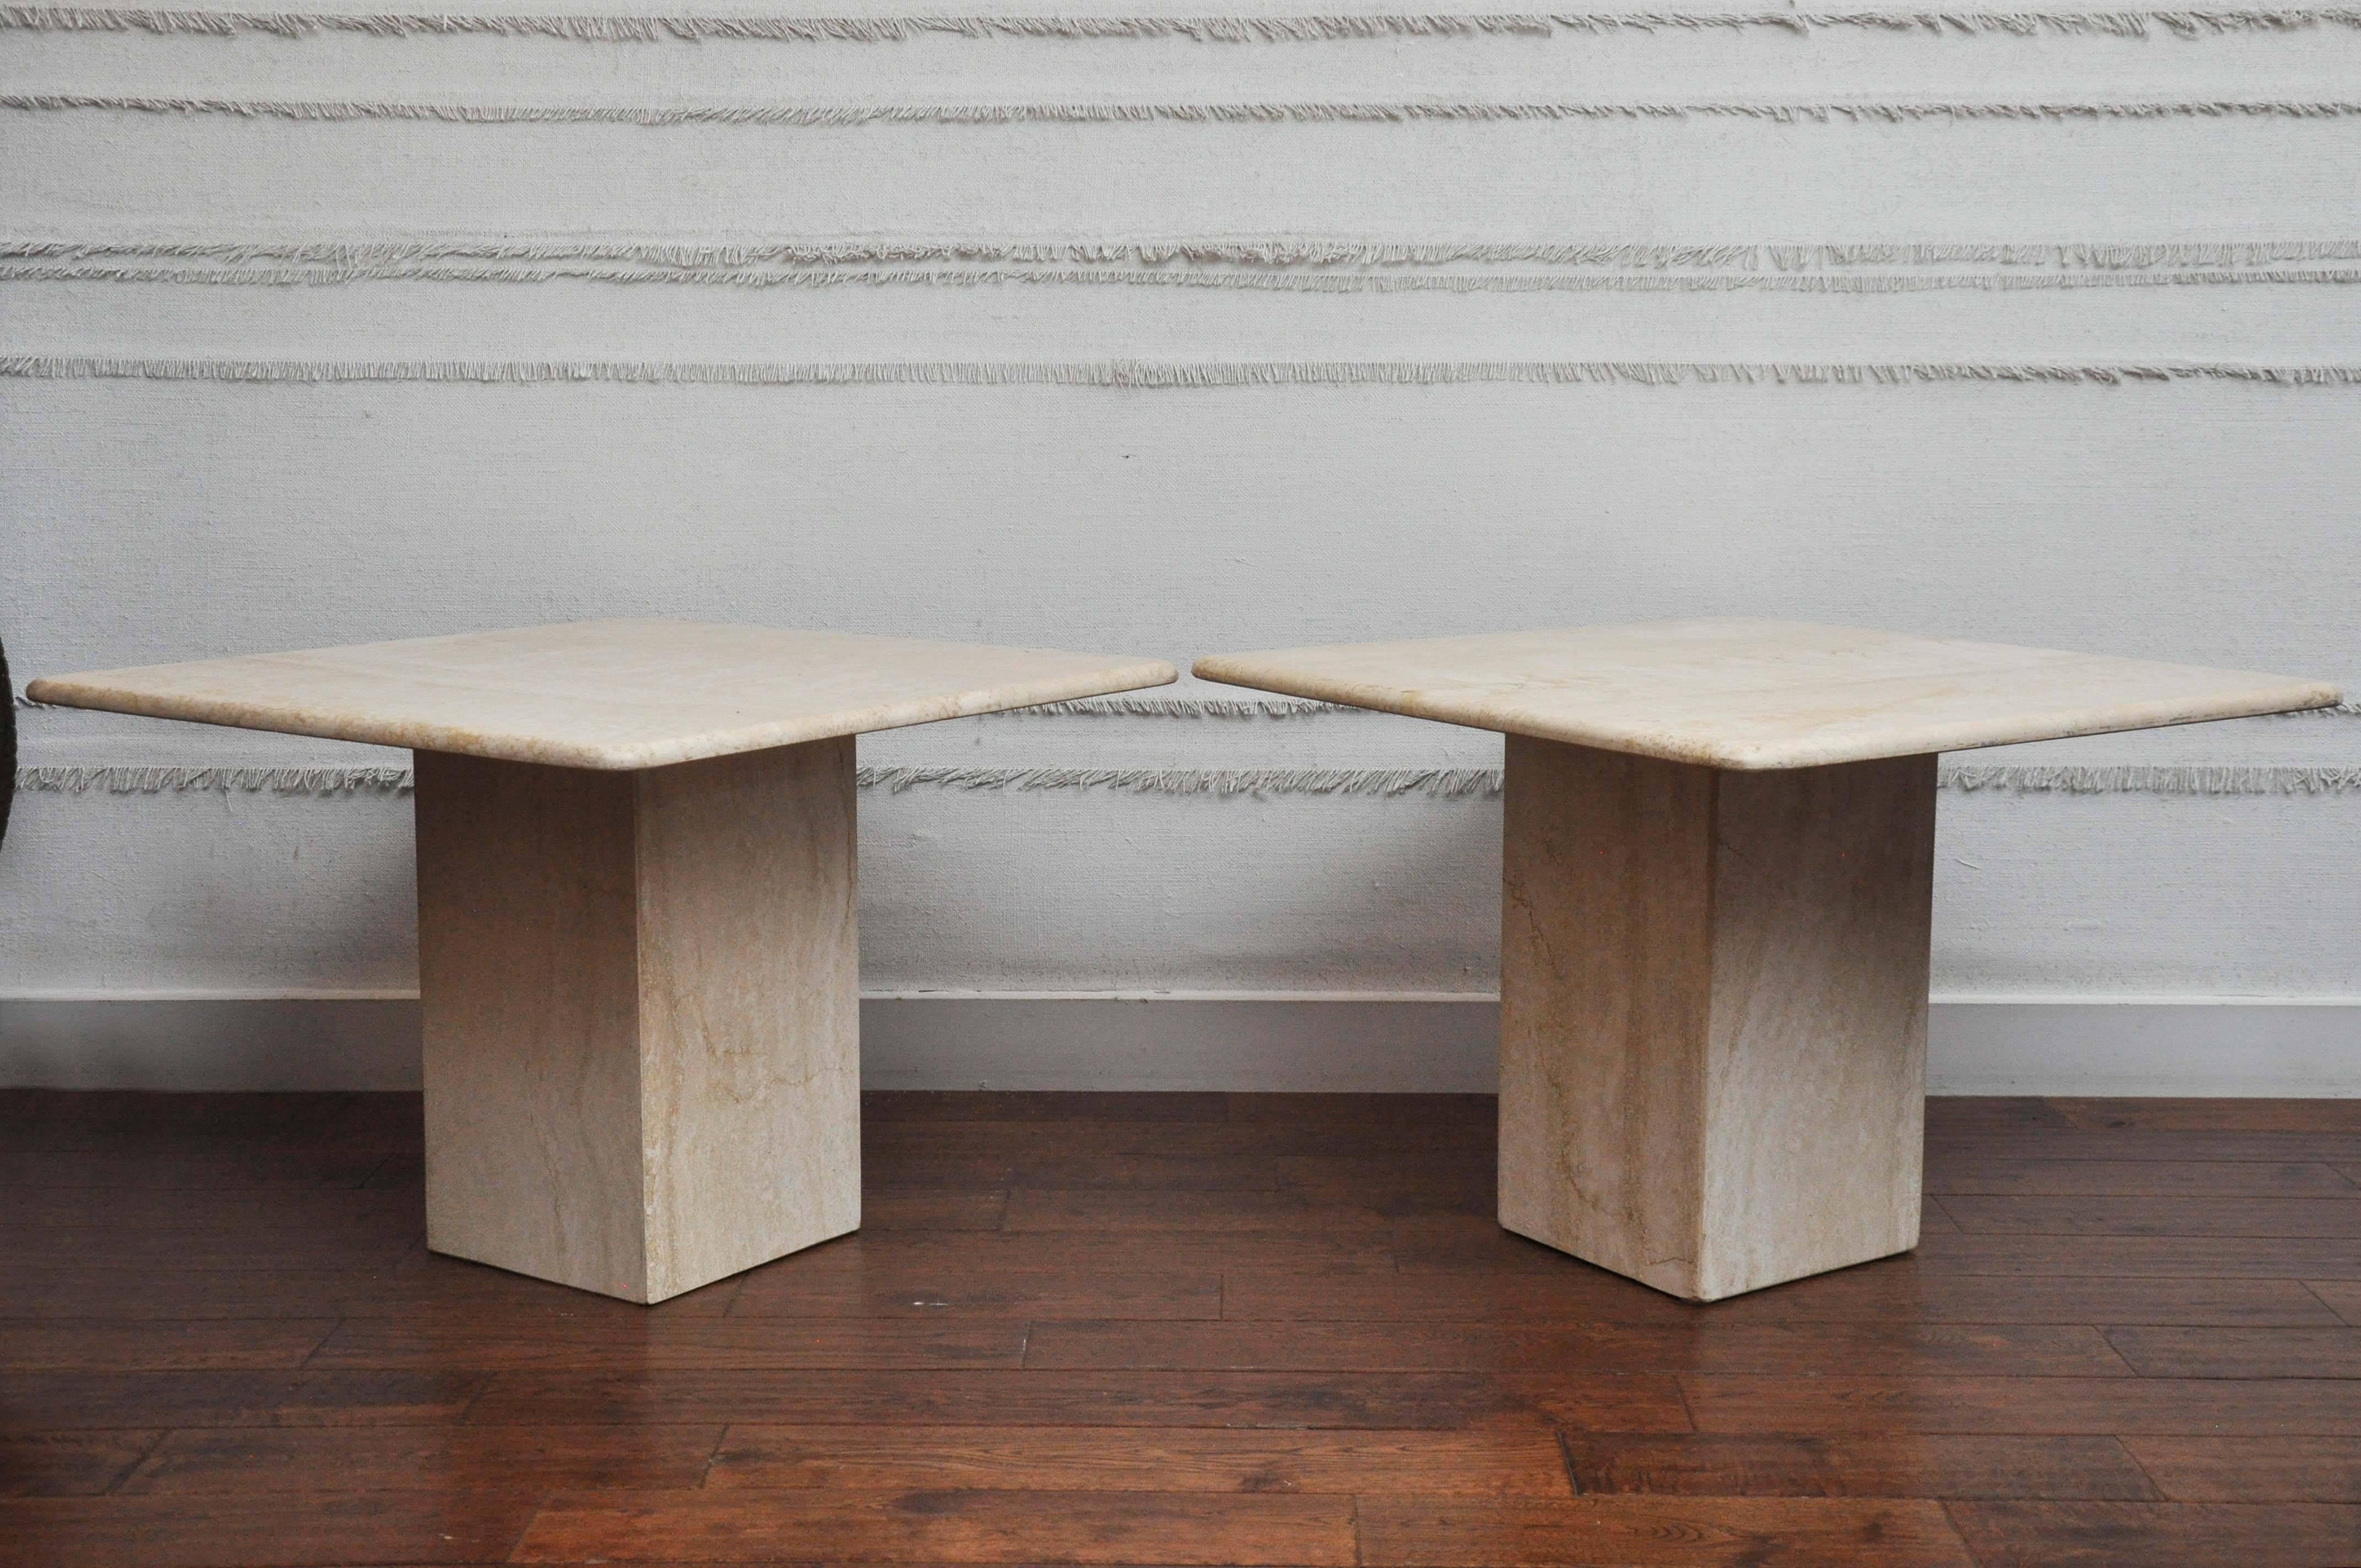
xmin=2 ymin=993 xmax=2354 ymax=1096
xmin=1922 ymin=999 xmax=2359 ymax=1097
xmin=1 ymin=996 xmax=431 ymax=1092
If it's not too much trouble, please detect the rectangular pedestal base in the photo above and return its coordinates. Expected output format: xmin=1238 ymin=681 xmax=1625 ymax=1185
xmin=414 ymin=741 xmax=859 ymax=1304
xmin=1498 ymin=738 xmax=1935 ymax=1302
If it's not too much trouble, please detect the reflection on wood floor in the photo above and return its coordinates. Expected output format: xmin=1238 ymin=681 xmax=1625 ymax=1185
xmin=3 ymin=1088 xmax=2358 ymax=1566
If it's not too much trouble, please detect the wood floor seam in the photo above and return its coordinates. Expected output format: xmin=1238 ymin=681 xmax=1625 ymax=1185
xmin=2108 ymin=1434 xmax=2174 ymax=1503
xmin=2303 ymin=1280 xmax=2361 ymax=1326
xmin=8 ymin=1090 xmax=2357 ymax=1565
xmin=100 ymin=1428 xmax=172 ymax=1497
xmin=1552 ymin=1427 xmax=1586 ymax=1496
xmin=1937 ymin=1498 xmax=2000 ymax=1568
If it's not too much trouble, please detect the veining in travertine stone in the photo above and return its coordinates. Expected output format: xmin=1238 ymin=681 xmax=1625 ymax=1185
xmin=1194 ymin=618 xmax=2338 ymax=769
xmin=1495 ymin=741 xmax=1935 ymax=1301
xmin=416 ymin=741 xmax=861 ymax=1304
xmin=1198 ymin=619 xmax=2336 ymax=1300
xmin=29 ymin=618 xmax=1179 ymax=769
xmin=29 ymin=619 xmax=1174 ymax=1306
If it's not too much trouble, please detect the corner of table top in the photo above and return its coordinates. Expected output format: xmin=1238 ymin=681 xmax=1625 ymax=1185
xmin=21 ymin=673 xmax=173 ymax=719
xmin=412 ymin=654 xmax=1183 ymax=769
xmin=451 ymin=654 xmax=1180 ymax=768
xmin=1188 ymin=654 xmax=1253 ymax=684
xmin=1107 ymin=660 xmax=1183 ymax=691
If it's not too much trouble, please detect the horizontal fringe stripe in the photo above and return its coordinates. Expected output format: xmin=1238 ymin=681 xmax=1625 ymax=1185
xmin=866 ymin=765 xmax=1510 ymax=796
xmin=1002 ymin=698 xmax=2361 ymax=720
xmin=20 ymin=694 xmax=2356 ymax=718
xmin=15 ymin=239 xmax=2360 ymax=272
xmin=998 ymin=696 xmax=1348 ymax=717
xmin=1942 ymin=764 xmax=2361 ymax=793
xmin=10 ymin=94 xmax=2361 ymax=124
xmin=4 ymin=693 xmax=1357 ymax=716
xmin=18 ymin=763 xmax=2361 ymax=796
xmin=1782 ymin=241 xmax=2361 ymax=270
xmin=4 ymin=7 xmax=2358 ymax=41
xmin=18 ymin=765 xmax=421 ymax=795
xmin=8 ymin=356 xmax=2360 ymax=386
xmin=12 ymin=261 xmax=2361 ymax=292
xmin=983 ymin=696 xmax=2361 ymax=720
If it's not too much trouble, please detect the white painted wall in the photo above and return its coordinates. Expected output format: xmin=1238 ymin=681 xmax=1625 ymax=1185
xmin=4 ymin=3 xmax=2357 ymax=1088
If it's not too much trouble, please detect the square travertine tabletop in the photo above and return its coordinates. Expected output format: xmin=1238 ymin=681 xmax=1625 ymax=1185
xmin=1193 ymin=617 xmax=2340 ymax=770
xmin=28 ymin=618 xmax=1180 ymax=770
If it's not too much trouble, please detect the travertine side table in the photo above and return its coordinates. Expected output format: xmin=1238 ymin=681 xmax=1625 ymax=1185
xmin=31 ymin=619 xmax=1176 ymax=1303
xmin=1196 ymin=619 xmax=2338 ymax=1301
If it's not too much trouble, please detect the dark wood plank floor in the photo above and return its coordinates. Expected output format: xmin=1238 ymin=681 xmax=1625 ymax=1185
xmin=3 ymin=1089 xmax=2359 ymax=1566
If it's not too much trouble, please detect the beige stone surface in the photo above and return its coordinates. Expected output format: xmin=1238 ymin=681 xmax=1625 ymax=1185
xmin=1194 ymin=618 xmax=2338 ymax=769
xmin=416 ymin=739 xmax=859 ymax=1304
xmin=1497 ymin=737 xmax=1935 ymax=1302
xmin=1203 ymin=617 xmax=2333 ymax=1297
xmin=29 ymin=618 xmax=1177 ymax=770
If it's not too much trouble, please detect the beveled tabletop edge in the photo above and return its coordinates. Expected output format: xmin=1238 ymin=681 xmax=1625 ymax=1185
xmin=1191 ymin=631 xmax=2343 ymax=771
xmin=29 ymin=661 xmax=1184 ymax=770
xmin=1704 ymin=683 xmax=2342 ymax=769
xmin=28 ymin=628 xmax=1180 ymax=771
